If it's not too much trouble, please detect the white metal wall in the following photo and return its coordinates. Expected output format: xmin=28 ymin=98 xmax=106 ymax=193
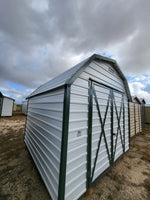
xmin=65 ymin=60 xmax=129 ymax=200
xmin=1 ymin=97 xmax=14 ymax=116
xmin=130 ymin=102 xmax=142 ymax=137
xmin=24 ymin=87 xmax=64 ymax=200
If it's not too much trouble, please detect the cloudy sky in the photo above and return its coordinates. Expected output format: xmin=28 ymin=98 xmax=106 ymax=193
xmin=0 ymin=0 xmax=150 ymax=104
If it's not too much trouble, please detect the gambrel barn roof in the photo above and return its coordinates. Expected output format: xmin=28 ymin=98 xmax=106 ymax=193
xmin=132 ymin=96 xmax=141 ymax=104
xmin=28 ymin=54 xmax=132 ymax=101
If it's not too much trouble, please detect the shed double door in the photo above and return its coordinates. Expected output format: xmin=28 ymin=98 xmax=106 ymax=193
xmin=87 ymin=80 xmax=125 ymax=188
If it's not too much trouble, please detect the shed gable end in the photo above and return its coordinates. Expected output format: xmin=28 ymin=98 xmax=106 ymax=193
xmin=65 ymin=59 xmax=129 ymax=200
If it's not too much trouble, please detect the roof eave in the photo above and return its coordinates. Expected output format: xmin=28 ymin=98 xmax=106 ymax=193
xmin=26 ymin=84 xmax=65 ymax=99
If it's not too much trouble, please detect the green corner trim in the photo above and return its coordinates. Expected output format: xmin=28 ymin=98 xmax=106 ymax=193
xmin=58 ymin=85 xmax=70 ymax=200
xmin=87 ymin=80 xmax=93 ymax=189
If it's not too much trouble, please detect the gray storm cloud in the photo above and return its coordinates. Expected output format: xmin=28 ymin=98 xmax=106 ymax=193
xmin=0 ymin=0 xmax=150 ymax=98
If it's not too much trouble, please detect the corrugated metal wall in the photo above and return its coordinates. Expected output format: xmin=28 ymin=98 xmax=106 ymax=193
xmin=65 ymin=60 xmax=129 ymax=200
xmin=24 ymin=87 xmax=64 ymax=200
xmin=129 ymin=102 xmax=142 ymax=137
xmin=1 ymin=97 xmax=13 ymax=116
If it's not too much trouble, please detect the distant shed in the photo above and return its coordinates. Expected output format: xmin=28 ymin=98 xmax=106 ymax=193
xmin=0 ymin=92 xmax=15 ymax=117
xmin=24 ymin=54 xmax=131 ymax=200
xmin=22 ymin=101 xmax=28 ymax=115
xmin=129 ymin=96 xmax=142 ymax=138
xmin=13 ymin=103 xmax=17 ymax=112
xmin=145 ymin=104 xmax=150 ymax=123
xmin=139 ymin=98 xmax=146 ymax=124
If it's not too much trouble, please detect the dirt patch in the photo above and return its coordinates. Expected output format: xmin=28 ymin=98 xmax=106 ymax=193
xmin=0 ymin=114 xmax=50 ymax=200
xmin=0 ymin=115 xmax=150 ymax=200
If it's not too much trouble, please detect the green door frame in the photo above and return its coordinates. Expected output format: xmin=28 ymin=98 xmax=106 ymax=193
xmin=87 ymin=79 xmax=125 ymax=189
xmin=0 ymin=97 xmax=3 ymax=116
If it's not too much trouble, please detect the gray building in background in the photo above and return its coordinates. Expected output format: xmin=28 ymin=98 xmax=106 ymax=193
xmin=0 ymin=92 xmax=15 ymax=117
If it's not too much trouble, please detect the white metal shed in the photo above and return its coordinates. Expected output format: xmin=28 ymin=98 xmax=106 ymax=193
xmin=24 ymin=54 xmax=131 ymax=200
xmin=0 ymin=92 xmax=15 ymax=117
xmin=22 ymin=101 xmax=28 ymax=115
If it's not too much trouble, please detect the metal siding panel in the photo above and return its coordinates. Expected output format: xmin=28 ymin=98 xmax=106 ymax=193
xmin=66 ymin=181 xmax=86 ymax=200
xmin=24 ymin=87 xmax=64 ymax=200
xmin=1 ymin=97 xmax=13 ymax=116
xmin=65 ymin=60 xmax=129 ymax=200
xmin=81 ymin=69 xmax=124 ymax=92
xmin=93 ymin=61 xmax=124 ymax=84
xmin=65 ymin=84 xmax=88 ymax=199
xmin=25 ymin=137 xmax=57 ymax=200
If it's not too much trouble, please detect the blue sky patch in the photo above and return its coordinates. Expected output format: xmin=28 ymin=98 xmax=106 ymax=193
xmin=8 ymin=81 xmax=28 ymax=91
